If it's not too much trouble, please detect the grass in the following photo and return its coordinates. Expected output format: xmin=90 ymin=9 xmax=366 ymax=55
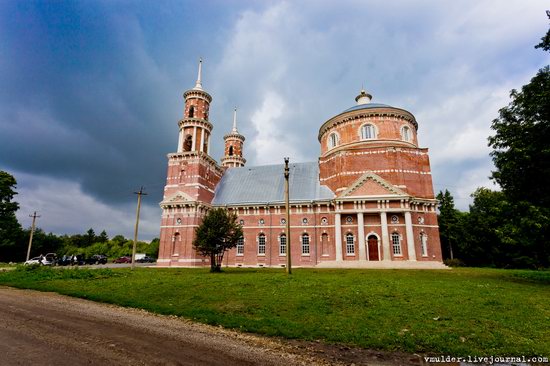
xmin=0 ymin=266 xmax=548 ymax=356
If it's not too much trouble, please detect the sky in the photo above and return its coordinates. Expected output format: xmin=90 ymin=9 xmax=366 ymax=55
xmin=0 ymin=0 xmax=548 ymax=241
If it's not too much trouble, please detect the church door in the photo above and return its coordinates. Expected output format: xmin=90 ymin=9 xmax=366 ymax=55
xmin=367 ymin=235 xmax=379 ymax=261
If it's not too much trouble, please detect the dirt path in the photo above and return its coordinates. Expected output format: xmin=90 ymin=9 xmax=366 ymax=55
xmin=0 ymin=287 xmax=420 ymax=365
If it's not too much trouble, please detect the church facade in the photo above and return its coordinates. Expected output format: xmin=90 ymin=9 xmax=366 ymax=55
xmin=157 ymin=61 xmax=443 ymax=268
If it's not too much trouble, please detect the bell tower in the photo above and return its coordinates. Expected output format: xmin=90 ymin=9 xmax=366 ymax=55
xmin=158 ymin=59 xmax=224 ymax=266
xmin=177 ymin=59 xmax=213 ymax=155
xmin=221 ymin=108 xmax=246 ymax=168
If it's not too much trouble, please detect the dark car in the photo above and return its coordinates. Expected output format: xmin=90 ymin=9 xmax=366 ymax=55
xmin=86 ymin=254 xmax=108 ymax=265
xmin=136 ymin=256 xmax=156 ymax=263
xmin=113 ymin=256 xmax=132 ymax=264
xmin=57 ymin=255 xmax=73 ymax=266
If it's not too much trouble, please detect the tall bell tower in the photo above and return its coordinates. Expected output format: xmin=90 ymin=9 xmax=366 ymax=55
xmin=158 ymin=59 xmax=224 ymax=266
xmin=221 ymin=108 xmax=246 ymax=168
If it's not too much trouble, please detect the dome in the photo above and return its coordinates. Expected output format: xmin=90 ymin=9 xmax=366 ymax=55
xmin=342 ymin=103 xmax=393 ymax=113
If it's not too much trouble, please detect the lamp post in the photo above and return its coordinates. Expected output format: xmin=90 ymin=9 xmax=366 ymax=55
xmin=284 ymin=158 xmax=292 ymax=275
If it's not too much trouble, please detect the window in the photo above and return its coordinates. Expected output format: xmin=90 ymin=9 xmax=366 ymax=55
xmin=279 ymin=234 xmax=287 ymax=255
xmin=229 ymin=146 xmax=234 ymax=156
xmin=391 ymin=215 xmax=399 ymax=224
xmin=346 ymin=233 xmax=355 ymax=255
xmin=321 ymin=217 xmax=328 ymax=225
xmin=239 ymin=219 xmax=244 ymax=225
xmin=172 ymin=233 xmax=180 ymax=255
xmin=189 ymin=105 xmax=195 ymax=118
xmin=361 ymin=124 xmax=376 ymax=139
xmin=420 ymin=233 xmax=428 ymax=257
xmin=301 ymin=234 xmax=310 ymax=255
xmin=328 ymin=133 xmax=339 ymax=148
xmin=321 ymin=233 xmax=329 ymax=255
xmin=280 ymin=218 xmax=286 ymax=225
xmin=302 ymin=218 xmax=308 ymax=225
xmin=259 ymin=218 xmax=265 ymax=225
xmin=391 ymin=233 xmax=402 ymax=255
xmin=258 ymin=234 xmax=266 ymax=255
xmin=183 ymin=135 xmax=193 ymax=151
xmin=346 ymin=216 xmax=353 ymax=224
xmin=401 ymin=126 xmax=411 ymax=142
xmin=176 ymin=218 xmax=182 ymax=225
xmin=237 ymin=237 xmax=244 ymax=255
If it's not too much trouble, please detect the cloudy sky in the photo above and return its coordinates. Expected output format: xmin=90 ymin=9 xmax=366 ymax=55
xmin=0 ymin=1 xmax=548 ymax=240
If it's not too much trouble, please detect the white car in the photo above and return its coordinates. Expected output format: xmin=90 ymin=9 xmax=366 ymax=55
xmin=24 ymin=257 xmax=43 ymax=265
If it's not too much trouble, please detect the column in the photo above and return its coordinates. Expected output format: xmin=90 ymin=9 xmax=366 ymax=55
xmin=380 ymin=212 xmax=390 ymax=261
xmin=177 ymin=128 xmax=183 ymax=153
xmin=207 ymin=133 xmax=211 ymax=155
xmin=404 ymin=211 xmax=417 ymax=261
xmin=199 ymin=127 xmax=205 ymax=152
xmin=192 ymin=126 xmax=197 ymax=151
xmin=358 ymin=212 xmax=366 ymax=261
xmin=335 ymin=213 xmax=343 ymax=262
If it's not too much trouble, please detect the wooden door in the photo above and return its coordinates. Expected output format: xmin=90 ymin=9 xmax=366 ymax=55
xmin=367 ymin=235 xmax=379 ymax=261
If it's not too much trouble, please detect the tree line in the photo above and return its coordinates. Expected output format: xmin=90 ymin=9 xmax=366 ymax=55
xmin=0 ymin=173 xmax=159 ymax=263
xmin=437 ymin=17 xmax=550 ymax=269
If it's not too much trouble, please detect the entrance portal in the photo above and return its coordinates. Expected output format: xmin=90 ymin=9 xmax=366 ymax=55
xmin=367 ymin=235 xmax=379 ymax=261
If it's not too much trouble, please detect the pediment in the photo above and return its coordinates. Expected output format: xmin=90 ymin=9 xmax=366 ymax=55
xmin=160 ymin=191 xmax=196 ymax=205
xmin=339 ymin=172 xmax=408 ymax=198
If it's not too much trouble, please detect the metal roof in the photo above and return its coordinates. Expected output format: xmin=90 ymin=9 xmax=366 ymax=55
xmin=212 ymin=162 xmax=334 ymax=205
xmin=342 ymin=103 xmax=392 ymax=113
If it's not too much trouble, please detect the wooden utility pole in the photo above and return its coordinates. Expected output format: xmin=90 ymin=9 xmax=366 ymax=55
xmin=284 ymin=158 xmax=292 ymax=275
xmin=26 ymin=211 xmax=40 ymax=261
xmin=131 ymin=187 xmax=147 ymax=270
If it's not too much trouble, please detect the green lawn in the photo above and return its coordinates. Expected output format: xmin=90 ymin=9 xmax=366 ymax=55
xmin=0 ymin=266 xmax=548 ymax=356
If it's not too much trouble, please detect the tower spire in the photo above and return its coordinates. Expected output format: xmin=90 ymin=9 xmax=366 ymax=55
xmin=194 ymin=58 xmax=203 ymax=90
xmin=232 ymin=107 xmax=238 ymax=133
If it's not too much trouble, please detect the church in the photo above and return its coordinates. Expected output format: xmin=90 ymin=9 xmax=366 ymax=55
xmin=157 ymin=60 xmax=444 ymax=268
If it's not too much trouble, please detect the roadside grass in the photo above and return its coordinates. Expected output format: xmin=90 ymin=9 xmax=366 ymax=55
xmin=0 ymin=266 xmax=548 ymax=356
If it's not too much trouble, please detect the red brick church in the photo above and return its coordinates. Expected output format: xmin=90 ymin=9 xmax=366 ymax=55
xmin=157 ymin=61 xmax=444 ymax=268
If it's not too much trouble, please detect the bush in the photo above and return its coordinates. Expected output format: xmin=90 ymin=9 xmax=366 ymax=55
xmin=444 ymin=258 xmax=465 ymax=267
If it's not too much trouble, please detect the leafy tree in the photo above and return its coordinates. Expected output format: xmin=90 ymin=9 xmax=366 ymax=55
xmin=85 ymin=228 xmax=96 ymax=246
xmin=193 ymin=208 xmax=243 ymax=272
xmin=148 ymin=238 xmax=160 ymax=258
xmin=535 ymin=10 xmax=550 ymax=52
xmin=0 ymin=171 xmax=22 ymax=261
xmin=488 ymin=14 xmax=550 ymax=207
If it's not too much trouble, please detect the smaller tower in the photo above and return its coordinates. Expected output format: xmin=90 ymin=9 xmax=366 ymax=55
xmin=221 ymin=107 xmax=246 ymax=168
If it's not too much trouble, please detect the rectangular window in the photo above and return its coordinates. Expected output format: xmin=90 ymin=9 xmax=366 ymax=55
xmin=279 ymin=235 xmax=286 ymax=255
xmin=301 ymin=235 xmax=310 ymax=255
xmin=258 ymin=235 xmax=266 ymax=255
xmin=392 ymin=233 xmax=402 ymax=255
xmin=236 ymin=237 xmax=244 ymax=255
xmin=346 ymin=234 xmax=355 ymax=255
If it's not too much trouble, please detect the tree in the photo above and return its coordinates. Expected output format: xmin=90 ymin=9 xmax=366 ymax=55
xmin=436 ymin=190 xmax=460 ymax=259
xmin=85 ymin=228 xmax=96 ymax=246
xmin=193 ymin=208 xmax=243 ymax=272
xmin=0 ymin=171 xmax=22 ymax=260
xmin=488 ymin=14 xmax=550 ymax=207
xmin=98 ymin=230 xmax=109 ymax=243
xmin=535 ymin=10 xmax=550 ymax=52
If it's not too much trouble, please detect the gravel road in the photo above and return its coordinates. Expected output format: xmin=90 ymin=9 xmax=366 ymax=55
xmin=0 ymin=286 xmax=420 ymax=366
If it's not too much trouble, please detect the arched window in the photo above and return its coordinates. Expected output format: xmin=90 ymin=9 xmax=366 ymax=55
xmin=236 ymin=236 xmax=244 ymax=255
xmin=258 ymin=233 xmax=266 ymax=255
xmin=345 ymin=233 xmax=355 ymax=255
xmin=228 ymin=146 xmax=234 ymax=156
xmin=361 ymin=124 xmax=376 ymax=140
xmin=183 ymin=135 xmax=193 ymax=151
xmin=420 ymin=233 xmax=428 ymax=257
xmin=301 ymin=233 xmax=310 ymax=255
xmin=279 ymin=234 xmax=286 ymax=255
xmin=401 ymin=126 xmax=411 ymax=142
xmin=189 ymin=106 xmax=195 ymax=118
xmin=328 ymin=133 xmax=339 ymax=149
xmin=391 ymin=232 xmax=402 ymax=255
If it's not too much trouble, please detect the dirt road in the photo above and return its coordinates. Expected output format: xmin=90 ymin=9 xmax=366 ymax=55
xmin=0 ymin=287 xmax=419 ymax=366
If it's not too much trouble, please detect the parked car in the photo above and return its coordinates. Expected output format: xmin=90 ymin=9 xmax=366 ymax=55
xmin=113 ymin=256 xmax=132 ymax=264
xmin=86 ymin=254 xmax=108 ymax=265
xmin=57 ymin=255 xmax=73 ymax=266
xmin=24 ymin=256 xmax=42 ymax=266
xmin=136 ymin=256 xmax=156 ymax=263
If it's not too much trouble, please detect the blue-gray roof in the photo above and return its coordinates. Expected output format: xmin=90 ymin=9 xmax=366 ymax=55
xmin=343 ymin=103 xmax=392 ymax=113
xmin=212 ymin=162 xmax=334 ymax=205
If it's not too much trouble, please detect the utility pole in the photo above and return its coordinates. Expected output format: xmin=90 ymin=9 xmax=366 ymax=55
xmin=26 ymin=211 xmax=40 ymax=261
xmin=131 ymin=186 xmax=147 ymax=270
xmin=284 ymin=158 xmax=292 ymax=275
